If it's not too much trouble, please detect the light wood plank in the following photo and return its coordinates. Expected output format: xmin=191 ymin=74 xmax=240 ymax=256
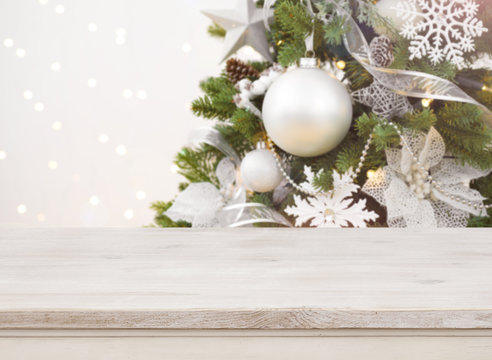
xmin=2 ymin=335 xmax=492 ymax=360
xmin=1 ymin=228 xmax=492 ymax=329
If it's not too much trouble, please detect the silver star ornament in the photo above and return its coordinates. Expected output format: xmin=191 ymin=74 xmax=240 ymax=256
xmin=202 ymin=0 xmax=273 ymax=62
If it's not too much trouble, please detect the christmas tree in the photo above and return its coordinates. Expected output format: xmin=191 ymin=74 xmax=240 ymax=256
xmin=152 ymin=0 xmax=492 ymax=228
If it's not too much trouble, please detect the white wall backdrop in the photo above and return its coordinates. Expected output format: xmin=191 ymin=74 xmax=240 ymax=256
xmin=0 ymin=0 xmax=241 ymax=227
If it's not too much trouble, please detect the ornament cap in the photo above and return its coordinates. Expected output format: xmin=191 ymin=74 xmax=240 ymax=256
xmin=300 ymin=58 xmax=318 ymax=69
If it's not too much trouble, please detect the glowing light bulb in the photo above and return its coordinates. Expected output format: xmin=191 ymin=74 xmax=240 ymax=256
xmin=170 ymin=164 xmax=180 ymax=174
xmin=124 ymin=209 xmax=134 ymax=220
xmin=52 ymin=121 xmax=62 ymax=131
xmin=89 ymin=196 xmax=100 ymax=206
xmin=34 ymin=102 xmax=45 ymax=112
xmin=48 ymin=160 xmax=58 ymax=170
xmin=54 ymin=4 xmax=65 ymax=14
xmin=136 ymin=90 xmax=147 ymax=100
xmin=38 ymin=0 xmax=49 ymax=5
xmin=421 ymin=98 xmax=433 ymax=108
xmin=51 ymin=62 xmax=61 ymax=72
xmin=98 ymin=134 xmax=109 ymax=144
xmin=181 ymin=43 xmax=192 ymax=53
xmin=0 ymin=151 xmax=6 ymax=160
xmin=336 ymin=60 xmax=346 ymax=70
xmin=23 ymin=90 xmax=33 ymax=100
xmin=3 ymin=38 xmax=14 ymax=48
xmin=115 ymin=145 xmax=127 ymax=156
xmin=87 ymin=78 xmax=97 ymax=88
xmin=366 ymin=169 xmax=377 ymax=179
xmin=17 ymin=204 xmax=27 ymax=214
xmin=136 ymin=191 xmax=147 ymax=200
xmin=122 ymin=89 xmax=133 ymax=99
xmin=88 ymin=23 xmax=98 ymax=32
xmin=16 ymin=48 xmax=26 ymax=58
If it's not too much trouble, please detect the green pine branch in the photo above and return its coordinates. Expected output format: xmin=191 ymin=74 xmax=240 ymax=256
xmin=150 ymin=201 xmax=191 ymax=228
xmin=207 ymin=23 xmax=226 ymax=38
xmin=436 ymin=103 xmax=492 ymax=170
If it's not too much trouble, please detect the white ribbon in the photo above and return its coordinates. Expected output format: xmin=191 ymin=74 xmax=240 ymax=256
xmin=263 ymin=0 xmax=492 ymax=126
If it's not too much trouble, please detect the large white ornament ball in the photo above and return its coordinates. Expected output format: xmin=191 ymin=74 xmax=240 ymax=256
xmin=240 ymin=148 xmax=283 ymax=193
xmin=262 ymin=60 xmax=353 ymax=157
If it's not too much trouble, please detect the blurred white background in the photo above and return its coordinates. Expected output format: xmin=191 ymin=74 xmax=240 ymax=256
xmin=0 ymin=0 xmax=247 ymax=227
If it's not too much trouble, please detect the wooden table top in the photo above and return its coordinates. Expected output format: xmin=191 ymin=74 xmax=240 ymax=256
xmin=0 ymin=228 xmax=491 ymax=329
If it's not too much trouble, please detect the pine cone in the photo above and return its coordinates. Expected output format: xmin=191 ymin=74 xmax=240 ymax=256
xmin=369 ymin=36 xmax=394 ymax=68
xmin=226 ymin=58 xmax=260 ymax=84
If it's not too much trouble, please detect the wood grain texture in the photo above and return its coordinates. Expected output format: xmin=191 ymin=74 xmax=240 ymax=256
xmin=1 ymin=228 xmax=492 ymax=329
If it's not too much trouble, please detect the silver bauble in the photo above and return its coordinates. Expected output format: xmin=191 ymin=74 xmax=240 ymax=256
xmin=262 ymin=58 xmax=353 ymax=157
xmin=240 ymin=146 xmax=283 ymax=193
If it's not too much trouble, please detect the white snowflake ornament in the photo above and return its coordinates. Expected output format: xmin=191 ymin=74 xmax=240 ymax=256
xmin=394 ymin=0 xmax=488 ymax=68
xmin=285 ymin=166 xmax=379 ymax=228
xmin=352 ymin=82 xmax=414 ymax=119
xmin=363 ymin=127 xmax=491 ymax=228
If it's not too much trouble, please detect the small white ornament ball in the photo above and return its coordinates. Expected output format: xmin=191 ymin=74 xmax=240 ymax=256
xmin=262 ymin=58 xmax=353 ymax=158
xmin=240 ymin=147 xmax=283 ymax=193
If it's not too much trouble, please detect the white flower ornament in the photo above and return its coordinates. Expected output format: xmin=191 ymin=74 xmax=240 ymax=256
xmin=363 ymin=127 xmax=491 ymax=228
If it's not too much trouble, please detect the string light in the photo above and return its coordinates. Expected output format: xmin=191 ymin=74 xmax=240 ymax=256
xmin=52 ymin=121 xmax=62 ymax=131
xmin=3 ymin=38 xmax=14 ymax=48
xmin=482 ymin=85 xmax=492 ymax=93
xmin=181 ymin=43 xmax=192 ymax=53
xmin=115 ymin=144 xmax=127 ymax=156
xmin=89 ymin=196 xmax=100 ymax=206
xmin=122 ymin=89 xmax=133 ymax=99
xmin=34 ymin=102 xmax=45 ymax=112
xmin=51 ymin=62 xmax=61 ymax=72
xmin=87 ymin=78 xmax=97 ymax=88
xmin=170 ymin=164 xmax=180 ymax=174
xmin=23 ymin=90 xmax=33 ymax=100
xmin=366 ymin=169 xmax=377 ymax=179
xmin=136 ymin=191 xmax=147 ymax=200
xmin=38 ymin=0 xmax=48 ymax=5
xmin=0 ymin=151 xmax=6 ymax=160
xmin=17 ymin=204 xmax=27 ymax=214
xmin=124 ymin=209 xmax=134 ymax=220
xmin=136 ymin=90 xmax=147 ymax=100
xmin=48 ymin=160 xmax=58 ymax=170
xmin=421 ymin=98 xmax=433 ymax=108
xmin=336 ymin=60 xmax=346 ymax=70
xmin=98 ymin=134 xmax=109 ymax=144
xmin=88 ymin=23 xmax=98 ymax=32
xmin=115 ymin=28 xmax=126 ymax=45
xmin=54 ymin=4 xmax=65 ymax=14
xmin=16 ymin=48 xmax=26 ymax=58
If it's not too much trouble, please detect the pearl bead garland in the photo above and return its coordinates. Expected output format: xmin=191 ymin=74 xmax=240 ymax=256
xmin=267 ymin=133 xmax=374 ymax=197
xmin=268 ymin=120 xmax=491 ymax=212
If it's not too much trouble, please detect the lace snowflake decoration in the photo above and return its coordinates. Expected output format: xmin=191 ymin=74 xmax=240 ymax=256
xmin=394 ymin=0 xmax=488 ymax=68
xmin=285 ymin=166 xmax=379 ymax=228
xmin=363 ymin=127 xmax=491 ymax=228
xmin=352 ymin=36 xmax=413 ymax=119
xmin=352 ymin=82 xmax=414 ymax=119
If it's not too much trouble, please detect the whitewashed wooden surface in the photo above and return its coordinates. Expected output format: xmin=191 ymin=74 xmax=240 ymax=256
xmin=1 ymin=228 xmax=492 ymax=329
